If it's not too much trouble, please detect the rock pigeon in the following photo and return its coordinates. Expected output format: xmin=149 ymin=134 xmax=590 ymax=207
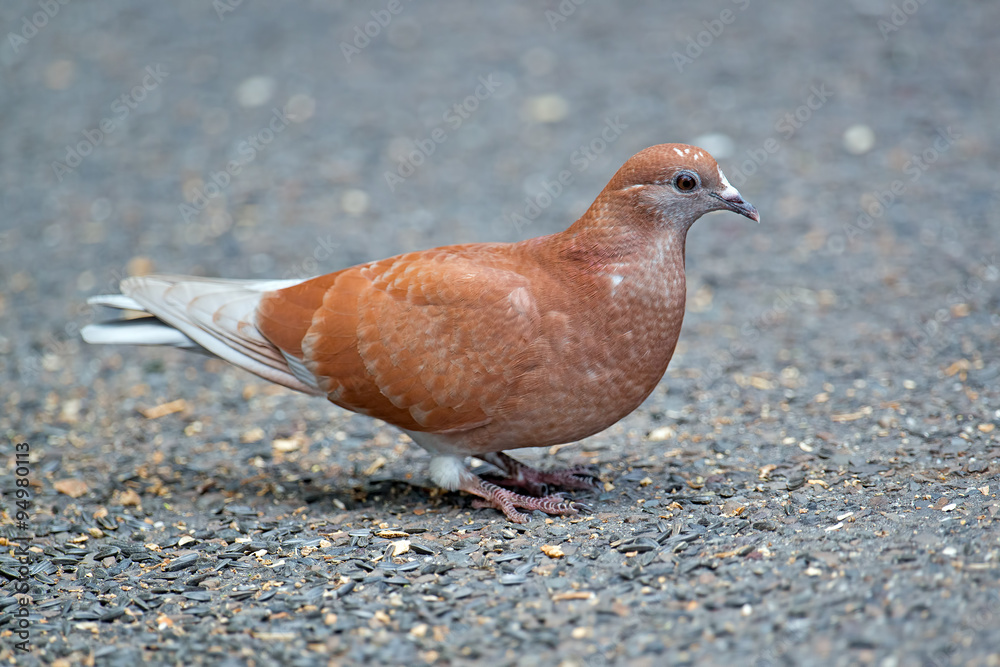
xmin=82 ymin=143 xmax=759 ymax=522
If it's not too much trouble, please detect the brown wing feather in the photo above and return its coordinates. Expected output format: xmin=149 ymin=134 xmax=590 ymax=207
xmin=254 ymin=273 xmax=339 ymax=358
xmin=255 ymin=247 xmax=544 ymax=434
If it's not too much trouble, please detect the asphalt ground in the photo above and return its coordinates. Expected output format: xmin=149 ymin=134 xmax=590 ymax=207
xmin=1 ymin=1 xmax=999 ymax=665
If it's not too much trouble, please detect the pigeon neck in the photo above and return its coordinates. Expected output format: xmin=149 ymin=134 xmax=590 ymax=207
xmin=556 ymin=192 xmax=688 ymax=268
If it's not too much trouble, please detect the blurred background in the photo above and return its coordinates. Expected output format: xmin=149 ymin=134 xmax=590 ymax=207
xmin=2 ymin=1 xmax=997 ymax=388
xmin=1 ymin=1 xmax=999 ymax=665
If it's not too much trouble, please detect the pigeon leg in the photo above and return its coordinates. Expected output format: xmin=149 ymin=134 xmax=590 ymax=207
xmin=477 ymin=451 xmax=601 ymax=496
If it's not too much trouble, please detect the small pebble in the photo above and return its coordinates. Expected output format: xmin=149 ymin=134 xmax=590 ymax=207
xmin=522 ymin=94 xmax=568 ymax=123
xmin=44 ymin=59 xmax=76 ymax=90
xmin=341 ymin=189 xmax=370 ymax=215
xmin=236 ymin=76 xmax=276 ymax=108
xmin=285 ymin=94 xmax=316 ymax=123
xmin=843 ymin=124 xmax=876 ymax=155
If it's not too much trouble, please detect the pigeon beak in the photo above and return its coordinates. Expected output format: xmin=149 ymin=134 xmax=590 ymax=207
xmin=712 ymin=188 xmax=760 ymax=223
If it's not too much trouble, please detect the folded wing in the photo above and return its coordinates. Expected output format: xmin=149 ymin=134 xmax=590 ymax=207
xmin=256 ymin=248 xmax=544 ymax=433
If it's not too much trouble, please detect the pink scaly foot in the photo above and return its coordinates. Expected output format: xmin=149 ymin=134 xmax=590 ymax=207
xmin=477 ymin=451 xmax=601 ymax=497
xmin=458 ymin=475 xmax=587 ymax=524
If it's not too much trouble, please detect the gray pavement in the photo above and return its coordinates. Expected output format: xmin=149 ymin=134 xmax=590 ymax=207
xmin=1 ymin=1 xmax=999 ymax=665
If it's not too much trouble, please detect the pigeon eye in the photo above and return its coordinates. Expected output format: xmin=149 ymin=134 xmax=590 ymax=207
xmin=674 ymin=172 xmax=699 ymax=192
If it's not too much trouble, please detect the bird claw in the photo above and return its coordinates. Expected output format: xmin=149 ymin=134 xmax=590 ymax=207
xmin=454 ymin=452 xmax=604 ymax=521
xmin=560 ymin=470 xmax=603 ymax=491
xmin=463 ymin=477 xmax=586 ymax=523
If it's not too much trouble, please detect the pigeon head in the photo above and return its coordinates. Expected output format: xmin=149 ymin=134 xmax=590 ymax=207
xmin=606 ymin=143 xmax=759 ymax=228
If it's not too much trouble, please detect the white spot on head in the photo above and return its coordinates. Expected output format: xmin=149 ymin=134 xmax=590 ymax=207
xmin=428 ymin=455 xmax=468 ymax=491
xmin=718 ymin=183 xmax=742 ymax=200
xmin=716 ymin=165 xmax=742 ymax=200
xmin=696 ymin=152 xmax=704 ymax=160
xmin=684 ymin=148 xmax=690 ymax=154
xmin=717 ymin=165 xmax=733 ymax=189
xmin=673 ymin=147 xmax=684 ymax=157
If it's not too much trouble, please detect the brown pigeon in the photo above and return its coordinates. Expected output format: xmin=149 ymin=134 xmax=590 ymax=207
xmin=83 ymin=144 xmax=758 ymax=522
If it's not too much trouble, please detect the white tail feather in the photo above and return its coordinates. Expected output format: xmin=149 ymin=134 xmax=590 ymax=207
xmin=87 ymin=294 xmax=146 ymax=311
xmin=84 ymin=275 xmax=323 ymax=396
xmin=81 ymin=320 xmax=199 ymax=348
